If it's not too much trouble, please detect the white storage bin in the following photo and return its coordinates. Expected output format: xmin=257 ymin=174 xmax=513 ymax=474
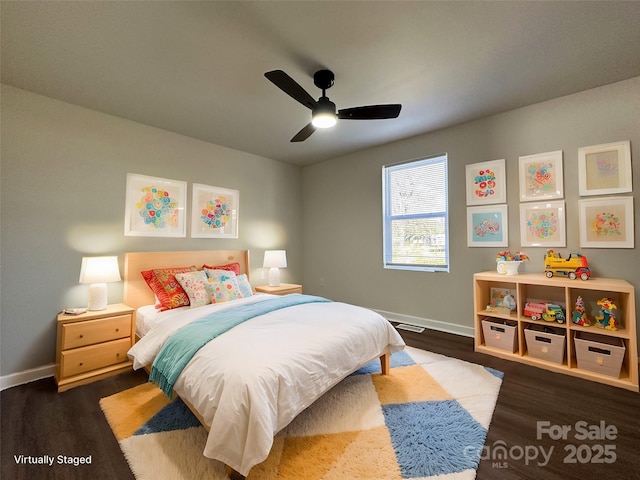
xmin=574 ymin=332 xmax=625 ymax=378
xmin=525 ymin=326 xmax=566 ymax=364
xmin=482 ymin=319 xmax=517 ymax=353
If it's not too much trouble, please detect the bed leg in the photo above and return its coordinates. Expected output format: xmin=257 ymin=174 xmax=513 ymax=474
xmin=379 ymin=352 xmax=390 ymax=375
xmin=226 ymin=465 xmax=245 ymax=479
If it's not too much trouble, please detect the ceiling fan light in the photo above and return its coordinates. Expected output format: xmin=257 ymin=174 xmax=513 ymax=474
xmin=312 ymin=97 xmax=337 ymax=129
xmin=312 ymin=112 xmax=337 ymax=128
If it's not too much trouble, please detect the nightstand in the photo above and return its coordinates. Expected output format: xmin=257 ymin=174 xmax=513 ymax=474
xmin=254 ymin=283 xmax=303 ymax=296
xmin=55 ymin=303 xmax=135 ymax=392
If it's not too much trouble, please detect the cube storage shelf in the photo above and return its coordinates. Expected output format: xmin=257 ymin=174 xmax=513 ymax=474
xmin=473 ymin=271 xmax=638 ymax=392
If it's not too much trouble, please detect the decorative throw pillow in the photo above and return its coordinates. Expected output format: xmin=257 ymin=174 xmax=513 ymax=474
xmin=236 ymin=274 xmax=253 ymax=297
xmin=175 ymin=270 xmax=210 ymax=309
xmin=141 ymin=266 xmax=196 ymax=310
xmin=202 ymin=262 xmax=241 ymax=276
xmin=207 ymin=275 xmax=243 ymax=303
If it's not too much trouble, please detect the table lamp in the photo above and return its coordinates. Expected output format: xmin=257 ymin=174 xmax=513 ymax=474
xmin=263 ymin=250 xmax=287 ymax=287
xmin=79 ymin=256 xmax=122 ymax=310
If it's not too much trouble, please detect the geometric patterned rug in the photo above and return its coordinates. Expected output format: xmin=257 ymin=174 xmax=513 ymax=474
xmin=100 ymin=346 xmax=503 ymax=480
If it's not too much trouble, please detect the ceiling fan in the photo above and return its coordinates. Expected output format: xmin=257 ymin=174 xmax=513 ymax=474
xmin=264 ymin=69 xmax=402 ymax=142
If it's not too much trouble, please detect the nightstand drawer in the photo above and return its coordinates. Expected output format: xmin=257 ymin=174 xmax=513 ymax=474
xmin=61 ymin=314 xmax=131 ymax=349
xmin=60 ymin=338 xmax=130 ymax=378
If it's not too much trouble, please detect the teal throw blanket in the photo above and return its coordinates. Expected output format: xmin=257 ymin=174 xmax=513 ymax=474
xmin=149 ymin=294 xmax=331 ymax=397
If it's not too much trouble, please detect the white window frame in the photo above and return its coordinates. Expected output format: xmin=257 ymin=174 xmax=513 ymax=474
xmin=382 ymin=154 xmax=450 ymax=272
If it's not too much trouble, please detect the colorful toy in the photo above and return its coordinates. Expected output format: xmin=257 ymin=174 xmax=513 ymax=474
xmin=571 ymin=296 xmax=591 ymax=326
xmin=524 ymin=301 xmax=566 ymax=323
xmin=496 ymin=251 xmax=530 ymax=275
xmin=544 ymin=249 xmax=590 ymax=280
xmin=595 ymin=297 xmax=618 ymax=330
xmin=496 ymin=250 xmax=530 ymax=262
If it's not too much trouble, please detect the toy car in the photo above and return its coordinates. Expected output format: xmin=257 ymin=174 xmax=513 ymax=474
xmin=523 ymin=301 xmax=566 ymax=323
xmin=544 ymin=250 xmax=590 ymax=280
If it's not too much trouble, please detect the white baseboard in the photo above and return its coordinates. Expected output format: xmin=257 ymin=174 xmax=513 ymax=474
xmin=0 ymin=364 xmax=55 ymax=391
xmin=372 ymin=309 xmax=475 ymax=338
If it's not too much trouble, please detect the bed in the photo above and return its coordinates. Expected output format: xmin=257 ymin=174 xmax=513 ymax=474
xmin=124 ymin=250 xmax=405 ymax=476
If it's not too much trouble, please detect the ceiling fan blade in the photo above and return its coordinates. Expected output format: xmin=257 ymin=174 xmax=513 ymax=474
xmin=338 ymin=104 xmax=402 ymax=120
xmin=291 ymin=123 xmax=316 ymax=142
xmin=265 ymin=70 xmax=317 ymax=110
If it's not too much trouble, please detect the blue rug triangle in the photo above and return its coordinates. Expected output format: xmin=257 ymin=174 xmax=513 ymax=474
xmin=383 ymin=400 xmax=486 ymax=477
xmin=352 ymin=349 xmax=415 ymax=375
xmin=133 ymin=398 xmax=201 ymax=436
xmin=485 ymin=366 xmax=504 ymax=379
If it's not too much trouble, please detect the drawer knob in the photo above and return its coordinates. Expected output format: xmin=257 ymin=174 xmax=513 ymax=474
xmin=79 ymin=334 xmax=84 ymax=339
xmin=115 ymin=328 xmax=119 ymax=332
xmin=79 ymin=362 xmax=84 ymax=366
xmin=116 ymin=353 xmax=120 ymax=357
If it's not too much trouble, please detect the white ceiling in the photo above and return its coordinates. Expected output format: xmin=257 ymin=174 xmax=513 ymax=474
xmin=2 ymin=1 xmax=640 ymax=166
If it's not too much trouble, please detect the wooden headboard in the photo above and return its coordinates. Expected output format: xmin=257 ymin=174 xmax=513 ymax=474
xmin=123 ymin=250 xmax=250 ymax=309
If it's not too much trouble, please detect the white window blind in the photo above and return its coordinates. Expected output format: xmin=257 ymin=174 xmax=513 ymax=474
xmin=382 ymin=154 xmax=449 ymax=272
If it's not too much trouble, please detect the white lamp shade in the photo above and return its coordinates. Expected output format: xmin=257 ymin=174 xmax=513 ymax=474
xmin=79 ymin=256 xmax=121 ymax=310
xmin=263 ymin=250 xmax=287 ymax=269
xmin=79 ymin=256 xmax=122 ymax=284
xmin=263 ymin=250 xmax=287 ymax=287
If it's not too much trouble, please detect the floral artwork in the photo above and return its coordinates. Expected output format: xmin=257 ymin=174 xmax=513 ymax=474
xmin=467 ymin=205 xmax=508 ymax=247
xmin=592 ymin=211 xmax=623 ymax=237
xmin=472 ymin=168 xmax=497 ymax=199
xmin=579 ymin=197 xmax=634 ymax=248
xmin=200 ymin=196 xmax=231 ymax=230
xmin=465 ymin=160 xmax=506 ymax=205
xmin=526 ymin=210 xmax=558 ymax=240
xmin=518 ymin=150 xmax=563 ymax=201
xmin=136 ymin=186 xmax=180 ymax=229
xmin=125 ymin=174 xmax=186 ymax=237
xmin=191 ymin=184 xmax=239 ymax=238
xmin=520 ymin=201 xmax=565 ymax=247
xmin=578 ymin=141 xmax=632 ymax=196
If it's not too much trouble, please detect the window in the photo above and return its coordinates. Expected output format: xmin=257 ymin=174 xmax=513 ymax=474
xmin=382 ymin=154 xmax=449 ymax=272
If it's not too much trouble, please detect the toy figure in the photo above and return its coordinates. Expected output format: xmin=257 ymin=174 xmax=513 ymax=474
xmin=571 ymin=296 xmax=590 ymax=326
xmin=595 ymin=297 xmax=618 ymax=330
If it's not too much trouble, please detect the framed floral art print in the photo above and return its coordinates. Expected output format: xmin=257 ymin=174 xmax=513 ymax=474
xmin=467 ymin=204 xmax=508 ymax=247
xmin=519 ymin=201 xmax=566 ymax=247
xmin=465 ymin=159 xmax=506 ymax=206
xmin=518 ymin=150 xmax=564 ymax=202
xmin=579 ymin=196 xmax=634 ymax=248
xmin=124 ymin=173 xmax=187 ymax=237
xmin=578 ymin=141 xmax=632 ymax=196
xmin=191 ymin=184 xmax=239 ymax=238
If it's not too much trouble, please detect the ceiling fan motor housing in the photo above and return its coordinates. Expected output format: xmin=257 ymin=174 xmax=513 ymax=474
xmin=313 ymin=69 xmax=335 ymax=91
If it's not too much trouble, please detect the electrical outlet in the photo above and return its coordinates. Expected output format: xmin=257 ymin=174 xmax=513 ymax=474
xmin=319 ymin=277 xmax=324 ymax=287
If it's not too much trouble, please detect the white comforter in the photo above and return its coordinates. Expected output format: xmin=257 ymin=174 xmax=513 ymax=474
xmin=128 ymin=294 xmax=405 ymax=475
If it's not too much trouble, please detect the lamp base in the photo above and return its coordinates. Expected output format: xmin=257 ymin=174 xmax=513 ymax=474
xmin=88 ymin=283 xmax=108 ymax=310
xmin=268 ymin=267 xmax=281 ymax=287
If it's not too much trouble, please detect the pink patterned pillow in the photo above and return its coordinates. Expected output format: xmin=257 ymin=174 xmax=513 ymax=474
xmin=175 ymin=271 xmax=210 ymax=309
xmin=202 ymin=262 xmax=241 ymax=276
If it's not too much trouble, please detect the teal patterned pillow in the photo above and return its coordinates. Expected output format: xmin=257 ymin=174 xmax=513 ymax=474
xmin=237 ymin=274 xmax=253 ymax=297
xmin=207 ymin=275 xmax=243 ymax=303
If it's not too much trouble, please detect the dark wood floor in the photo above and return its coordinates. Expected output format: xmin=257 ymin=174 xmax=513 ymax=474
xmin=2 ymin=327 xmax=639 ymax=480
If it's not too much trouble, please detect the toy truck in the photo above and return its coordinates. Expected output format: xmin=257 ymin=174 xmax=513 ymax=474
xmin=544 ymin=250 xmax=590 ymax=280
xmin=523 ymin=301 xmax=566 ymax=323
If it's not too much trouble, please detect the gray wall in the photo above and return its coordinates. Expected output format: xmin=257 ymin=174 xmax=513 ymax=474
xmin=302 ymin=78 xmax=639 ymax=341
xmin=2 ymin=78 xmax=639 ymax=379
xmin=0 ymin=85 xmax=303 ymax=377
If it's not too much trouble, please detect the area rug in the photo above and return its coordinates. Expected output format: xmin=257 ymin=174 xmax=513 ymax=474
xmin=100 ymin=346 xmax=503 ymax=480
